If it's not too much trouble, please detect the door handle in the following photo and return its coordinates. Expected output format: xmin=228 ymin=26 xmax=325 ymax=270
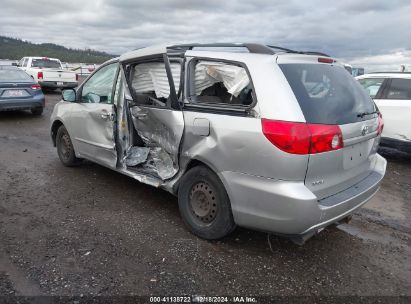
xmin=101 ymin=112 xmax=114 ymax=120
xmin=133 ymin=113 xmax=147 ymax=120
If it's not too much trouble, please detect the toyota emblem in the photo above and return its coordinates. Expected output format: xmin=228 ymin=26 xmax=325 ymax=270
xmin=361 ymin=125 xmax=369 ymax=136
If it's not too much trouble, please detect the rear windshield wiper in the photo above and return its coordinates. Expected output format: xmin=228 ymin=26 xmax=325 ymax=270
xmin=357 ymin=110 xmax=379 ymax=118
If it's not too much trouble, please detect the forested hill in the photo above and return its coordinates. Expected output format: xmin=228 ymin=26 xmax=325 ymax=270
xmin=0 ymin=36 xmax=115 ymax=63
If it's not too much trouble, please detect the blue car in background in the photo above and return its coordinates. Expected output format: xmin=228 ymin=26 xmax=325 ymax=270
xmin=0 ymin=65 xmax=45 ymax=115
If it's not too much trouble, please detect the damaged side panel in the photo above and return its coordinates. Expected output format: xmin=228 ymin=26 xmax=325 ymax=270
xmin=128 ymin=107 xmax=184 ymax=179
xmin=120 ymin=58 xmax=185 ymax=181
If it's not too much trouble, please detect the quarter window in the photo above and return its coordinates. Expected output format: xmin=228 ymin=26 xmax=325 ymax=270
xmin=189 ymin=61 xmax=253 ymax=106
xmin=386 ymin=79 xmax=411 ymax=100
xmin=81 ymin=63 xmax=118 ymax=104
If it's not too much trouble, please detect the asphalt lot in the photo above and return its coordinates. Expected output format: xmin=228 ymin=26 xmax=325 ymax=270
xmin=0 ymin=91 xmax=410 ymax=298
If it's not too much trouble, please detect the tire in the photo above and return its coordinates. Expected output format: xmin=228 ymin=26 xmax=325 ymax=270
xmin=56 ymin=125 xmax=81 ymax=166
xmin=178 ymin=166 xmax=236 ymax=240
xmin=31 ymin=107 xmax=43 ymax=116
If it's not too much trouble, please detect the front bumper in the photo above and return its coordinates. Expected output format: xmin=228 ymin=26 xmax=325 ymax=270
xmin=220 ymin=154 xmax=387 ymax=238
xmin=39 ymin=81 xmax=78 ymax=89
xmin=0 ymin=95 xmax=45 ymax=111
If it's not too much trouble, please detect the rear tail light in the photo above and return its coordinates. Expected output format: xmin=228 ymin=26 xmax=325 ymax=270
xmin=307 ymin=124 xmax=344 ymax=153
xmin=261 ymin=119 xmax=344 ymax=155
xmin=37 ymin=71 xmax=43 ymax=80
xmin=76 ymin=73 xmax=79 ymax=81
xmin=31 ymin=84 xmax=41 ymax=90
xmin=262 ymin=120 xmax=310 ymax=154
xmin=377 ymin=113 xmax=384 ymax=135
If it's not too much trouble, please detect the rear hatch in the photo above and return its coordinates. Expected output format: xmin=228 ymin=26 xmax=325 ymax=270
xmin=278 ymin=56 xmax=380 ymax=199
xmin=31 ymin=58 xmax=76 ymax=82
xmin=0 ymin=68 xmax=41 ymax=100
xmin=0 ymin=82 xmax=33 ymax=99
xmin=41 ymin=69 xmax=76 ymax=82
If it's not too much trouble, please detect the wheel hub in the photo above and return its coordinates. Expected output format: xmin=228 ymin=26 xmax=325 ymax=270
xmin=189 ymin=182 xmax=217 ymax=223
xmin=60 ymin=134 xmax=71 ymax=160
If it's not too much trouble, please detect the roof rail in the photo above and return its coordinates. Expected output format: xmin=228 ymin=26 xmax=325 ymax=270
xmin=267 ymin=45 xmax=298 ymax=53
xmin=167 ymin=43 xmax=331 ymax=57
xmin=302 ymin=51 xmax=331 ymax=57
xmin=169 ymin=43 xmax=276 ymax=55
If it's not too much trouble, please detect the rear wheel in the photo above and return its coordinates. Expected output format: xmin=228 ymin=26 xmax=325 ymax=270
xmin=31 ymin=107 xmax=43 ymax=115
xmin=178 ymin=166 xmax=236 ymax=239
xmin=56 ymin=125 xmax=81 ymax=166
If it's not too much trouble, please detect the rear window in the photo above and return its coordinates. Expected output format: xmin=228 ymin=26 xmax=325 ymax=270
xmin=0 ymin=69 xmax=32 ymax=82
xmin=279 ymin=64 xmax=376 ymax=124
xmin=31 ymin=59 xmax=61 ymax=69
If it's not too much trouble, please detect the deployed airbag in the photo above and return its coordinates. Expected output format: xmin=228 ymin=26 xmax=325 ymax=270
xmin=194 ymin=62 xmax=250 ymax=97
xmin=132 ymin=63 xmax=181 ymax=98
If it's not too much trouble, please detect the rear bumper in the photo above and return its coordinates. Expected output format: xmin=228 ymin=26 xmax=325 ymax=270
xmin=220 ymin=154 xmax=387 ymax=238
xmin=39 ymin=81 xmax=78 ymax=89
xmin=0 ymin=95 xmax=45 ymax=111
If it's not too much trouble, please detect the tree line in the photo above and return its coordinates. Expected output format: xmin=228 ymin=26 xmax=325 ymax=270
xmin=0 ymin=36 xmax=115 ymax=64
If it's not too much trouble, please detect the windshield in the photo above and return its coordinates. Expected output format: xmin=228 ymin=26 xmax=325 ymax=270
xmin=31 ymin=59 xmax=61 ymax=69
xmin=279 ymin=63 xmax=376 ymax=124
xmin=0 ymin=69 xmax=32 ymax=82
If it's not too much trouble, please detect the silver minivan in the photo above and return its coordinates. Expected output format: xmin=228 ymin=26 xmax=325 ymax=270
xmin=50 ymin=44 xmax=386 ymax=243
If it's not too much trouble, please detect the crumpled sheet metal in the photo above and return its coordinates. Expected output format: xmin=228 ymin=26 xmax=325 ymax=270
xmin=125 ymin=146 xmax=150 ymax=167
xmin=194 ymin=61 xmax=250 ymax=97
xmin=132 ymin=62 xmax=181 ymax=98
xmin=126 ymin=146 xmax=177 ymax=180
xmin=145 ymin=147 xmax=178 ymax=180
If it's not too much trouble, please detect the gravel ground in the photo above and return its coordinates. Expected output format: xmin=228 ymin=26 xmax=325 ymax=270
xmin=0 ymin=91 xmax=410 ymax=299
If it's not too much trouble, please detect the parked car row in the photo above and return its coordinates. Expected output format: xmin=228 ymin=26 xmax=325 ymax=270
xmin=0 ymin=57 xmax=79 ymax=115
xmin=18 ymin=57 xmax=78 ymax=90
xmin=50 ymin=43 xmax=387 ymax=244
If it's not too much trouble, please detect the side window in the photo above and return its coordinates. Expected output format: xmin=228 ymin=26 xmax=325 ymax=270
xmin=130 ymin=61 xmax=180 ymax=108
xmin=386 ymin=79 xmax=411 ymax=100
xmin=18 ymin=58 xmax=25 ymax=67
xmin=22 ymin=58 xmax=29 ymax=67
xmin=358 ymin=78 xmax=385 ymax=98
xmin=81 ymin=63 xmax=118 ymax=104
xmin=189 ymin=60 xmax=253 ymax=106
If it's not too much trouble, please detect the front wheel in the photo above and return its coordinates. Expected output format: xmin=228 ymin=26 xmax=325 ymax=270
xmin=178 ymin=166 xmax=236 ymax=240
xmin=56 ymin=125 xmax=81 ymax=166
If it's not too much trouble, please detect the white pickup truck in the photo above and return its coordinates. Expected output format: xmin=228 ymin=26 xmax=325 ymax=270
xmin=18 ymin=57 xmax=78 ymax=90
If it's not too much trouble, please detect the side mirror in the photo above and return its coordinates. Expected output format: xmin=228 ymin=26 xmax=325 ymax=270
xmin=62 ymin=89 xmax=76 ymax=102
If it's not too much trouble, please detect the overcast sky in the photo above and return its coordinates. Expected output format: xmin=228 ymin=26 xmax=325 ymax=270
xmin=1 ymin=0 xmax=411 ymax=71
